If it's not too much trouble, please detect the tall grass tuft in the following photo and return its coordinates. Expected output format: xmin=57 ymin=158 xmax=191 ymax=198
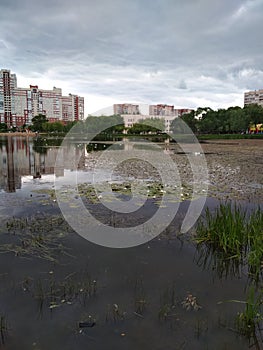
xmin=195 ymin=203 xmax=263 ymax=280
xmin=196 ymin=203 xmax=247 ymax=259
xmin=247 ymin=209 xmax=263 ymax=280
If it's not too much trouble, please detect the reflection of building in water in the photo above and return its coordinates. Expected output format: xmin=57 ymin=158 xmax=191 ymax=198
xmin=54 ymin=143 xmax=85 ymax=177
xmin=0 ymin=137 xmax=22 ymax=192
xmin=0 ymin=137 xmax=86 ymax=192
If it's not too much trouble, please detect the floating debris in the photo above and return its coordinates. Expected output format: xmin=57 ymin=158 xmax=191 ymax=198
xmin=182 ymin=293 xmax=202 ymax=311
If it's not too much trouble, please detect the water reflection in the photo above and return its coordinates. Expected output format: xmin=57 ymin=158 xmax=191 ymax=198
xmin=194 ymin=244 xmax=243 ymax=280
xmin=0 ymin=136 xmax=85 ymax=193
xmin=0 ymin=136 xmax=173 ymax=193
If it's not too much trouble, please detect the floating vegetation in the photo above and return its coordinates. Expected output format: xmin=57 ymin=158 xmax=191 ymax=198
xmin=0 ymin=214 xmax=72 ymax=262
xmin=181 ymin=293 xmax=202 ymax=311
xmin=77 ymin=184 xmax=100 ymax=204
xmin=77 ymin=180 xmax=202 ymax=207
xmin=195 ymin=203 xmax=263 ymax=281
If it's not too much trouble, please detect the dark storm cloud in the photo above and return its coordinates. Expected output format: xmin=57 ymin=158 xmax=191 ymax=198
xmin=0 ymin=0 xmax=263 ymax=112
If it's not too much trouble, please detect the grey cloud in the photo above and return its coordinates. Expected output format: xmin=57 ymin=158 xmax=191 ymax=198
xmin=0 ymin=0 xmax=262 ymax=112
xmin=178 ymin=80 xmax=187 ymax=90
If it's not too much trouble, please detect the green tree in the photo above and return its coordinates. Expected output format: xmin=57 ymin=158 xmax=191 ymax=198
xmin=170 ymin=114 xmax=199 ymax=135
xmin=43 ymin=121 xmax=64 ymax=132
xmin=31 ymin=114 xmax=48 ymax=132
xmin=138 ymin=117 xmax=165 ymax=132
xmin=0 ymin=123 xmax=7 ymax=132
xmin=127 ymin=117 xmax=165 ymax=134
xmin=85 ymin=115 xmax=124 ymax=134
xmin=227 ymin=106 xmax=248 ymax=133
xmin=244 ymin=104 xmax=263 ymax=126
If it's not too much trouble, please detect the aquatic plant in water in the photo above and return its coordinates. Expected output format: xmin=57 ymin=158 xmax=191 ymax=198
xmin=195 ymin=203 xmax=263 ymax=281
xmin=235 ymin=286 xmax=263 ymax=346
xmin=0 ymin=215 xmax=71 ymax=262
xmin=195 ymin=203 xmax=247 ymax=259
xmin=181 ymin=293 xmax=202 ymax=311
xmin=0 ymin=315 xmax=8 ymax=345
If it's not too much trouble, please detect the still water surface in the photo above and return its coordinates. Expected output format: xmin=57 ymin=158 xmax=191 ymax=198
xmin=0 ymin=136 xmax=258 ymax=349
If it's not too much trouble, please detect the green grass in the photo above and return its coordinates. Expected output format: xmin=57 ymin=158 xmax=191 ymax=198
xmin=195 ymin=203 xmax=263 ymax=280
xmin=235 ymin=286 xmax=263 ymax=343
xmin=195 ymin=203 xmax=247 ymax=258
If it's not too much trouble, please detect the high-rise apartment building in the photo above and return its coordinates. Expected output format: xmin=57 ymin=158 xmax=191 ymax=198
xmin=0 ymin=69 xmax=84 ymax=127
xmin=244 ymin=89 xmax=263 ymax=107
xmin=149 ymin=104 xmax=176 ymax=116
xmin=113 ymin=103 xmax=140 ymax=115
xmin=0 ymin=69 xmax=17 ymax=126
xmin=62 ymin=94 xmax=84 ymax=122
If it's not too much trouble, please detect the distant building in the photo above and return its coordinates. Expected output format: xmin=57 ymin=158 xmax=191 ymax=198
xmin=0 ymin=69 xmax=84 ymax=127
xmin=61 ymin=94 xmax=84 ymax=123
xmin=149 ymin=104 xmax=193 ymax=118
xmin=175 ymin=108 xmax=194 ymax=116
xmin=244 ymin=89 xmax=263 ymax=107
xmin=113 ymin=103 xmax=140 ymax=115
xmin=0 ymin=69 xmax=17 ymax=126
xmin=149 ymin=104 xmax=176 ymax=116
xmin=122 ymin=114 xmax=176 ymax=133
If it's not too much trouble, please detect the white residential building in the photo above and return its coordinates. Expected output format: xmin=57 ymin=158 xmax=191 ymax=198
xmin=0 ymin=69 xmax=84 ymax=127
xmin=114 ymin=103 xmax=140 ymax=115
xmin=122 ymin=114 xmax=177 ymax=133
xmin=244 ymin=89 xmax=263 ymax=107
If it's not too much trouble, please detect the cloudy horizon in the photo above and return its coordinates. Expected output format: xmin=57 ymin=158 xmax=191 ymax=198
xmin=1 ymin=0 xmax=263 ymax=115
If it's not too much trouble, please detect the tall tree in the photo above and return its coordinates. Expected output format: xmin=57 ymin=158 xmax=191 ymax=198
xmin=31 ymin=114 xmax=48 ymax=132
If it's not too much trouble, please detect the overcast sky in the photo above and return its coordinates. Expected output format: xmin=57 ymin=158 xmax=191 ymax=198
xmin=1 ymin=0 xmax=263 ymax=115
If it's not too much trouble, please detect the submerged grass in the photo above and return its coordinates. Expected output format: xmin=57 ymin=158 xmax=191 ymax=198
xmin=0 ymin=315 xmax=8 ymax=345
xmin=0 ymin=215 xmax=72 ymax=262
xmin=30 ymin=270 xmax=98 ymax=316
xmin=158 ymin=283 xmax=177 ymax=321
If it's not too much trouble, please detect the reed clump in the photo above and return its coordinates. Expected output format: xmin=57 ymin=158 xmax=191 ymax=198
xmin=195 ymin=203 xmax=263 ymax=280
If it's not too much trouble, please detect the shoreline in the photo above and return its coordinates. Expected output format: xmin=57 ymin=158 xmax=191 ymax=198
xmin=0 ymin=132 xmax=37 ymax=137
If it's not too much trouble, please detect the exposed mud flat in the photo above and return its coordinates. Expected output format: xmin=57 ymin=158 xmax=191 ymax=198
xmin=199 ymin=139 xmax=263 ymax=203
xmin=84 ymin=139 xmax=263 ymax=204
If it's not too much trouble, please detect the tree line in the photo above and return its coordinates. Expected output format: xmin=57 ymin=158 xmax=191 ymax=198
xmin=1 ymin=104 xmax=263 ymax=135
xmin=171 ymin=104 xmax=263 ymax=134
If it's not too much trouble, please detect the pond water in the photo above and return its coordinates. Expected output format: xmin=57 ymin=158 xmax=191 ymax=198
xmin=0 ymin=136 xmax=261 ymax=349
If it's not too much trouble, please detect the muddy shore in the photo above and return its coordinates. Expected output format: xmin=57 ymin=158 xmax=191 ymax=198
xmin=85 ymin=139 xmax=263 ymax=204
xmin=199 ymin=139 xmax=263 ymax=202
